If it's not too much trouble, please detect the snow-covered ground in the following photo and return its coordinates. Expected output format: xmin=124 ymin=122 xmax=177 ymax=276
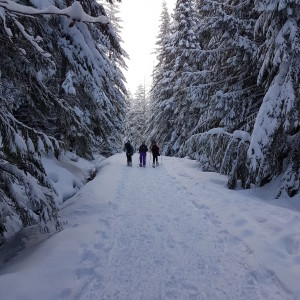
xmin=0 ymin=153 xmax=300 ymax=299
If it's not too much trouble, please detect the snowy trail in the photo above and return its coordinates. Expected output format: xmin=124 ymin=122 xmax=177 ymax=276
xmin=69 ymin=155 xmax=293 ymax=299
xmin=88 ymin=166 xmax=272 ymax=299
xmin=0 ymin=154 xmax=298 ymax=300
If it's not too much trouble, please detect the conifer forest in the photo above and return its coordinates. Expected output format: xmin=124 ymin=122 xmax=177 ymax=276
xmin=0 ymin=0 xmax=299 ymax=244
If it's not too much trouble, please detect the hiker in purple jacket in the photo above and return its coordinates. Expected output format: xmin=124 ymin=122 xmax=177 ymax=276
xmin=138 ymin=141 xmax=148 ymax=167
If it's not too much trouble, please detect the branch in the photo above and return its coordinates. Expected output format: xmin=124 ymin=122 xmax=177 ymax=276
xmin=0 ymin=1 xmax=109 ymax=26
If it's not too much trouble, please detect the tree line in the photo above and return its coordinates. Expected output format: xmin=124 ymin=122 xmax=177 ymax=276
xmin=1 ymin=0 xmax=299 ymax=245
xmin=0 ymin=0 xmax=125 ymax=245
xmin=134 ymin=0 xmax=299 ymax=198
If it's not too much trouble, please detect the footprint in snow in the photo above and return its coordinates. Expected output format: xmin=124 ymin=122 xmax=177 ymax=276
xmin=255 ymin=216 xmax=267 ymax=223
xmin=234 ymin=218 xmax=247 ymax=227
xmin=281 ymin=235 xmax=300 ymax=255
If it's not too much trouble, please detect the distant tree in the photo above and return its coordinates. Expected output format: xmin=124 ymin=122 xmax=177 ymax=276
xmin=148 ymin=0 xmax=200 ymax=155
xmin=125 ymin=84 xmax=149 ymax=150
xmin=146 ymin=0 xmax=172 ymax=149
xmin=152 ymin=0 xmax=172 ymax=85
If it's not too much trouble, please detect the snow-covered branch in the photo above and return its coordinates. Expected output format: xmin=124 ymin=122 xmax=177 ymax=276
xmin=0 ymin=1 xmax=109 ymax=26
xmin=0 ymin=1 xmax=110 ymax=58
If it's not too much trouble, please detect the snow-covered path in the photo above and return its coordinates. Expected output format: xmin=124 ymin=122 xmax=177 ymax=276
xmin=0 ymin=154 xmax=299 ymax=299
xmin=81 ymin=158 xmax=286 ymax=299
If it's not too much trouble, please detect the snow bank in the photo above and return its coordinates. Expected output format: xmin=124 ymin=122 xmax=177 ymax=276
xmin=42 ymin=152 xmax=101 ymax=204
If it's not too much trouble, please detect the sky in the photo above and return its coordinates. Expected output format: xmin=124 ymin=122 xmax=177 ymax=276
xmin=0 ymin=153 xmax=299 ymax=299
xmin=118 ymin=0 xmax=176 ymax=95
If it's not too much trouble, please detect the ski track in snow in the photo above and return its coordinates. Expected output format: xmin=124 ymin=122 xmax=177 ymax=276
xmin=63 ymin=156 xmax=294 ymax=300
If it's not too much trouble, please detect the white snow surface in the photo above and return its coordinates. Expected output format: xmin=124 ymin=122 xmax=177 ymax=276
xmin=0 ymin=154 xmax=300 ymax=299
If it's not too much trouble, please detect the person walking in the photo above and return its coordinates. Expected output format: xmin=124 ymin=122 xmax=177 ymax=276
xmin=150 ymin=140 xmax=161 ymax=167
xmin=138 ymin=141 xmax=148 ymax=167
xmin=123 ymin=140 xmax=134 ymax=166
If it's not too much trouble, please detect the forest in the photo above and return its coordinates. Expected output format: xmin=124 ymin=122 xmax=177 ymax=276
xmin=0 ymin=0 xmax=299 ymax=245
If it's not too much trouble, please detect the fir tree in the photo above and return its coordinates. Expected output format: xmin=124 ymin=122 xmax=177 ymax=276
xmin=182 ymin=0 xmax=300 ymax=196
xmin=125 ymin=84 xmax=149 ymax=150
xmin=0 ymin=0 xmax=127 ymax=244
xmin=148 ymin=0 xmax=200 ymax=155
xmin=192 ymin=0 xmax=261 ymax=134
xmin=248 ymin=0 xmax=300 ymax=195
xmin=146 ymin=1 xmax=172 ymax=150
xmin=101 ymin=0 xmax=129 ymax=70
xmin=182 ymin=0 xmax=263 ymax=189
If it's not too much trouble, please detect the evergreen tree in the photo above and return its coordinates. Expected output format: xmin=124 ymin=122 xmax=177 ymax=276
xmin=125 ymin=84 xmax=149 ymax=150
xmin=152 ymin=0 xmax=172 ymax=85
xmin=249 ymin=0 xmax=300 ymax=196
xmin=183 ymin=0 xmax=262 ymax=188
xmin=192 ymin=0 xmax=261 ymax=134
xmin=0 ymin=0 xmax=127 ymax=244
xmin=147 ymin=0 xmax=300 ymax=197
xmin=183 ymin=0 xmax=300 ymax=196
xmin=148 ymin=0 xmax=200 ymax=155
xmin=101 ymin=0 xmax=129 ymax=70
xmin=146 ymin=1 xmax=172 ymax=149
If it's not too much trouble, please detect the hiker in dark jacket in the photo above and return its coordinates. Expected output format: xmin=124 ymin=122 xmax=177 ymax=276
xmin=123 ymin=140 xmax=134 ymax=166
xmin=150 ymin=140 xmax=161 ymax=167
xmin=138 ymin=141 xmax=148 ymax=167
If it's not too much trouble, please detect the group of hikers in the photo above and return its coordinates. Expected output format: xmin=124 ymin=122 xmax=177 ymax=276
xmin=123 ymin=140 xmax=161 ymax=168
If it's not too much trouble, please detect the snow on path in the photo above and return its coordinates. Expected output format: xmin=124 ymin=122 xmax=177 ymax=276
xmin=0 ymin=154 xmax=298 ymax=299
xmin=75 ymin=156 xmax=291 ymax=300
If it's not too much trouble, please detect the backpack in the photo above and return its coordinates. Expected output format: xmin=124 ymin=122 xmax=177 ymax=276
xmin=125 ymin=142 xmax=133 ymax=155
xmin=151 ymin=144 xmax=160 ymax=156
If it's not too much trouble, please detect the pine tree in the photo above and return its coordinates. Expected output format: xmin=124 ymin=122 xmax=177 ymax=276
xmin=146 ymin=0 xmax=300 ymax=197
xmin=192 ymin=0 xmax=261 ymax=133
xmin=146 ymin=1 xmax=172 ymax=150
xmin=153 ymin=0 xmax=172 ymax=86
xmin=125 ymin=84 xmax=149 ymax=150
xmin=0 ymin=0 xmax=127 ymax=244
xmin=181 ymin=0 xmax=263 ymax=188
xmin=101 ymin=0 xmax=129 ymax=70
xmin=248 ymin=0 xmax=300 ymax=195
xmin=183 ymin=0 xmax=300 ymax=196
xmin=148 ymin=0 xmax=200 ymax=155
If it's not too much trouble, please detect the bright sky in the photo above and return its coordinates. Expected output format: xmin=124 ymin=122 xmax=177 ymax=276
xmin=119 ymin=0 xmax=176 ymax=95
